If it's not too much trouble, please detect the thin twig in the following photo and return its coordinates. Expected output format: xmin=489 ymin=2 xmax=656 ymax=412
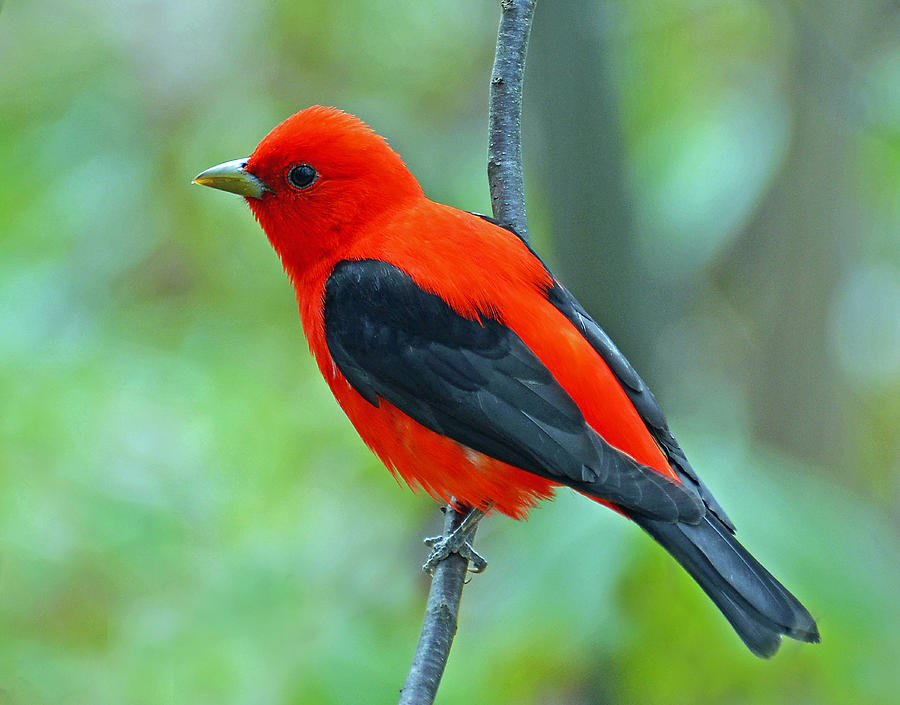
xmin=398 ymin=507 xmax=474 ymax=705
xmin=397 ymin=2 xmax=537 ymax=704
xmin=488 ymin=0 xmax=538 ymax=243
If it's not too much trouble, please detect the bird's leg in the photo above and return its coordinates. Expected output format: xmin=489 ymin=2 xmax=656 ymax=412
xmin=422 ymin=506 xmax=487 ymax=575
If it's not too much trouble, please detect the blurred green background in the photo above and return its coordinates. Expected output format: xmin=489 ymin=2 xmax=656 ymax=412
xmin=2 ymin=0 xmax=898 ymax=703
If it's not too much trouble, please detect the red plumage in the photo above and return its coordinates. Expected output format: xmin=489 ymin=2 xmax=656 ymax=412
xmin=246 ymin=107 xmax=674 ymax=517
xmin=194 ymin=105 xmax=819 ymax=656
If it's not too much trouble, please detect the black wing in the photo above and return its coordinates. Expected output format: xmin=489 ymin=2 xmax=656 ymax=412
xmin=468 ymin=213 xmax=733 ymax=530
xmin=545 ymin=281 xmax=735 ymax=530
xmin=323 ymin=259 xmax=704 ymax=524
xmin=466 ymin=215 xmax=819 ymax=655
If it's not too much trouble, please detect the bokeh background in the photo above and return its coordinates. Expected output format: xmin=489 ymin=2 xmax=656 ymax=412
xmin=2 ymin=0 xmax=898 ymax=703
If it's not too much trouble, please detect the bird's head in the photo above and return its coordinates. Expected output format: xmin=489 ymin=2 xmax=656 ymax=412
xmin=194 ymin=106 xmax=423 ymax=275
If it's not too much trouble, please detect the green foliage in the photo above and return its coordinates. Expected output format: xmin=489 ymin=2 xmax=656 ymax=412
xmin=1 ymin=1 xmax=898 ymax=703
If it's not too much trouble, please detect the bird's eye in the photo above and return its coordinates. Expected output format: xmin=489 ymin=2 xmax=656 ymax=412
xmin=287 ymin=163 xmax=318 ymax=190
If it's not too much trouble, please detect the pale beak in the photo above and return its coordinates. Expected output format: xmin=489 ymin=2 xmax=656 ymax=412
xmin=192 ymin=158 xmax=272 ymax=199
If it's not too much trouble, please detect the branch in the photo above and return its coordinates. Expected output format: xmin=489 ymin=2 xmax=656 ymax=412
xmin=398 ymin=2 xmax=537 ymax=704
xmin=398 ymin=507 xmax=475 ymax=705
xmin=488 ymin=0 xmax=537 ymax=243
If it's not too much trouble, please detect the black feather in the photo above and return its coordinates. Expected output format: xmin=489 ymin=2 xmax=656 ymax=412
xmin=632 ymin=512 xmax=820 ymax=657
xmin=323 ymin=259 xmax=703 ymax=523
xmin=545 ymin=279 xmax=736 ymax=531
xmin=470 ymin=211 xmax=734 ymax=529
xmin=467 ymin=213 xmax=819 ymax=655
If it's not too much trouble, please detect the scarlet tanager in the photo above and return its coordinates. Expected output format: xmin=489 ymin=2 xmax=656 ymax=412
xmin=194 ymin=105 xmax=819 ymax=657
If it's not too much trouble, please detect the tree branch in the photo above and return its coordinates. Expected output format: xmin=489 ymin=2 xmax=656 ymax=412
xmin=398 ymin=506 xmax=474 ymax=705
xmin=398 ymin=2 xmax=537 ymax=703
xmin=488 ymin=0 xmax=537 ymax=243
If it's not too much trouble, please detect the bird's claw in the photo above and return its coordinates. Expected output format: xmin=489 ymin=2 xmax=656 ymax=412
xmin=422 ymin=531 xmax=488 ymax=575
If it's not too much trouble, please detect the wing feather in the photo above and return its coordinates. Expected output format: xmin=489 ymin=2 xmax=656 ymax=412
xmin=323 ymin=259 xmax=704 ymax=523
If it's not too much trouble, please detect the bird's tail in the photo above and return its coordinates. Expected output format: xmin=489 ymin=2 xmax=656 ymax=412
xmin=631 ymin=512 xmax=820 ymax=657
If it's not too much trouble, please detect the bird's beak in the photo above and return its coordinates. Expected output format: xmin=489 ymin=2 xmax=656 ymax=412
xmin=192 ymin=158 xmax=272 ymax=199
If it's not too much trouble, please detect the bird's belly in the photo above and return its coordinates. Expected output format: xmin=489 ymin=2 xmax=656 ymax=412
xmin=334 ymin=379 xmax=557 ymax=519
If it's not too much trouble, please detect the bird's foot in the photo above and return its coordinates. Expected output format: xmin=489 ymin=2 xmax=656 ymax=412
xmin=422 ymin=531 xmax=487 ymax=575
xmin=422 ymin=507 xmax=487 ymax=575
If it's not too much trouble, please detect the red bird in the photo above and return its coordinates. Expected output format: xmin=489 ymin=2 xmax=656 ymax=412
xmin=194 ymin=105 xmax=819 ymax=657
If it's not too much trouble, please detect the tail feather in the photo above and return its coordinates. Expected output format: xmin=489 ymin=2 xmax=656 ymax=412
xmin=632 ymin=513 xmax=820 ymax=657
